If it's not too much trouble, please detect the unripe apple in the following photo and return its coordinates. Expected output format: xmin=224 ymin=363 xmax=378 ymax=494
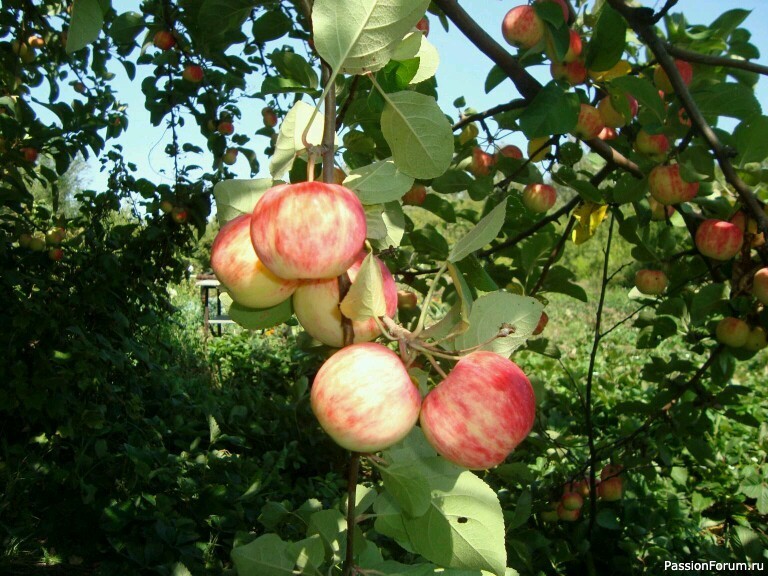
xmin=262 ymin=107 xmax=278 ymax=128
xmin=634 ymin=269 xmax=668 ymax=295
xmin=12 ymin=40 xmax=36 ymax=63
xmin=715 ymin=317 xmax=750 ymax=348
xmin=469 ymin=147 xmax=495 ymax=177
xmin=648 ymin=164 xmax=699 ymax=205
xmin=536 ymin=0 xmax=569 ymax=22
xmin=597 ymin=94 xmax=638 ymax=128
xmin=402 ymin=183 xmax=427 ymax=206
xmin=653 ymin=60 xmax=693 ymax=94
xmin=498 ymin=144 xmax=523 ymax=160
xmin=561 ymin=490 xmax=583 ymax=511
xmin=415 ymin=16 xmax=429 ymax=36
xmin=752 ymin=267 xmax=768 ymax=305
xmin=21 ymin=147 xmax=38 ymax=163
xmin=695 ymin=219 xmax=744 ymax=261
xmin=311 ymin=343 xmax=421 ymax=452
xmin=182 ymin=64 xmax=204 ymax=83
xmin=222 ymin=148 xmax=238 ymax=165
xmin=217 ymin=120 xmax=234 ymax=135
xmin=397 ymin=289 xmax=418 ymax=310
xmin=550 ymin=60 xmax=587 ymax=85
xmin=29 ymin=236 xmax=47 ymax=252
xmin=420 ymin=351 xmax=536 ymax=470
xmin=540 ymin=504 xmax=560 ymax=523
xmin=502 ymin=5 xmax=545 ymax=50
xmin=745 ymin=327 xmax=768 ymax=351
xmin=731 ymin=211 xmax=765 ymax=248
xmin=159 ymin=200 xmax=174 ymax=214
xmin=634 ymin=130 xmax=670 ymax=162
xmin=571 ymin=104 xmax=604 ymax=140
xmin=211 ymin=214 xmax=298 ymax=309
xmin=557 ymin=502 xmax=581 ymax=521
xmin=649 ymin=197 xmax=675 ymax=221
xmin=171 ymin=206 xmax=188 ymax=224
xmin=547 ymin=29 xmax=582 ymax=63
xmin=19 ymin=233 xmax=33 ymax=248
xmin=527 ymin=137 xmax=551 ymax=162
xmin=153 ymin=30 xmax=176 ymax=51
xmin=292 ymin=252 xmax=397 ymax=347
xmin=46 ymin=227 xmax=66 ymax=245
xmin=522 ymin=183 xmax=556 ymax=213
xmin=597 ymin=477 xmax=623 ymax=501
xmin=250 ymin=182 xmax=367 ymax=280
xmin=532 ymin=311 xmax=549 ymax=335
xmin=48 ymin=248 xmax=64 ymax=261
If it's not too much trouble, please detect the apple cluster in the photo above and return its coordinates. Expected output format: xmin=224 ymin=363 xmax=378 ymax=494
xmin=541 ymin=464 xmax=624 ymax=523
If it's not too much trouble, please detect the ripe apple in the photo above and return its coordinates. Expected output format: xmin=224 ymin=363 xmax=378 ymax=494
xmin=222 ymin=148 xmax=238 ymax=165
xmin=550 ymin=60 xmax=587 ymax=85
xmin=597 ymin=94 xmax=638 ymax=128
xmin=292 ymin=252 xmax=397 ymax=347
xmin=731 ymin=211 xmax=765 ymax=248
xmin=397 ymin=289 xmax=418 ymax=310
xmin=532 ymin=311 xmax=549 ymax=335
xmin=536 ymin=0 xmax=569 ymax=22
xmin=498 ymin=144 xmax=523 ymax=160
xmin=211 ymin=214 xmax=298 ymax=309
xmin=27 ymin=35 xmax=45 ymax=48
xmin=598 ymin=127 xmax=617 ymax=141
xmin=217 ymin=120 xmax=234 ymax=135
xmin=250 ymin=182 xmax=367 ymax=280
xmin=420 ymin=351 xmax=536 ymax=470
xmin=415 ymin=16 xmax=429 ymax=36
xmin=561 ymin=489 xmax=584 ymax=511
xmin=502 ymin=5 xmax=545 ymax=50
xmin=522 ymin=183 xmax=556 ymax=213
xmin=311 ymin=342 xmax=421 ymax=452
xmin=634 ymin=130 xmax=670 ymax=162
xmin=648 ymin=164 xmax=699 ymax=205
xmin=635 ymin=269 xmax=668 ymax=295
xmin=171 ymin=206 xmax=188 ymax=224
xmin=153 ymin=30 xmax=176 ymax=51
xmin=182 ymin=64 xmax=204 ymax=83
xmin=654 ymin=59 xmax=693 ymax=94
xmin=402 ymin=183 xmax=427 ymax=206
xmin=649 ymin=197 xmax=675 ymax=221
xmin=557 ymin=502 xmax=581 ymax=521
xmin=48 ymin=248 xmax=64 ymax=261
xmin=752 ymin=267 xmax=768 ymax=305
xmin=571 ymin=104 xmax=604 ymax=140
xmin=469 ymin=147 xmax=496 ymax=177
xmin=695 ymin=219 xmax=744 ymax=261
xmin=597 ymin=477 xmax=623 ymax=501
xmin=21 ymin=147 xmax=38 ymax=163
xmin=159 ymin=200 xmax=174 ymax=214
xmin=262 ymin=107 xmax=278 ymax=128
xmin=715 ymin=317 xmax=750 ymax=348
xmin=745 ymin=327 xmax=768 ymax=351
xmin=527 ymin=137 xmax=551 ymax=162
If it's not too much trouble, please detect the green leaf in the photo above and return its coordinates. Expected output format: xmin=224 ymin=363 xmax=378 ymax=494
xmin=231 ymin=533 xmax=294 ymax=576
xmin=421 ymin=194 xmax=457 ymax=223
xmin=252 ymin=10 xmax=292 ymax=43
xmin=610 ymin=76 xmax=666 ymax=126
xmin=393 ymin=33 xmax=440 ymax=85
xmin=710 ymin=9 xmax=751 ymax=39
xmin=585 ymin=5 xmax=626 ymax=71
xmin=270 ymin=49 xmax=319 ymax=89
xmin=270 ymin=101 xmax=336 ymax=178
xmin=367 ymin=202 xmax=406 ymax=249
xmin=411 ymin=226 xmax=450 ymax=260
xmin=171 ymin=562 xmax=193 ymax=576
xmin=381 ymin=91 xmax=454 ymax=179
xmin=451 ymin=291 xmax=543 ymax=358
xmin=485 ymin=65 xmax=508 ymax=94
xmin=198 ymin=0 xmax=253 ymax=37
xmin=691 ymin=83 xmax=762 ymax=121
xmin=449 ymin=200 xmax=507 ymax=262
xmin=690 ymin=283 xmax=728 ymax=325
xmin=740 ymin=480 xmax=768 ymax=514
xmin=344 ymin=160 xmax=414 ymax=205
xmin=733 ymin=115 xmax=768 ymax=168
xmin=109 ymin=12 xmax=144 ymax=45
xmin=507 ymin=489 xmax=531 ymax=530
xmin=378 ymin=459 xmax=432 ymax=517
xmin=213 ymin=178 xmax=273 ymax=226
xmin=285 ymin=535 xmax=325 ymax=575
xmin=373 ymin=492 xmax=414 ymax=550
xmin=313 ymin=0 xmax=430 ymax=75
xmin=596 ymin=509 xmax=621 ymax=530
xmin=432 ymin=169 xmax=474 ymax=194
xmin=307 ymin=509 xmax=346 ymax=561
xmin=67 ymin=0 xmax=105 ymax=53
xmin=340 ymin=251 xmax=387 ymax=320
xmin=518 ymin=82 xmax=580 ymax=139
xmin=224 ymin=296 xmax=294 ymax=331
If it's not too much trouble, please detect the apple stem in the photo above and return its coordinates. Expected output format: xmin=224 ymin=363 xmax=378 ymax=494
xmin=412 ymin=261 xmax=448 ymax=338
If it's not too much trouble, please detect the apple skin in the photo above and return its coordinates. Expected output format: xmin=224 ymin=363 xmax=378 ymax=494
xmin=635 ymin=130 xmax=669 ymax=161
xmin=153 ymin=30 xmax=176 ymax=51
xmin=752 ymin=268 xmax=768 ymax=305
xmin=48 ymin=248 xmax=64 ymax=261
xmin=557 ymin=502 xmax=581 ymax=521
xmin=715 ymin=317 xmax=750 ymax=348
xmin=649 ymin=197 xmax=675 ymax=221
xmin=731 ymin=211 xmax=765 ymax=248
xmin=29 ymin=236 xmax=47 ymax=252
xmin=402 ymin=183 xmax=427 ymax=206
xmin=598 ymin=127 xmax=617 ymax=141
xmin=420 ymin=351 xmax=536 ymax=470
xmin=561 ymin=490 xmax=583 ymax=511
xmin=21 ymin=147 xmax=38 ymax=163
xmin=292 ymin=252 xmax=397 ymax=347
xmin=547 ymin=29 xmax=582 ymax=63
xmin=262 ymin=107 xmax=278 ymax=128
xmin=654 ymin=60 xmax=693 ymax=94
xmin=648 ymin=164 xmax=699 ymax=205
xmin=502 ymin=5 xmax=545 ymax=50
xmin=695 ymin=219 xmax=744 ymax=261
xmin=46 ymin=227 xmax=66 ymax=245
xmin=222 ymin=148 xmax=238 ymax=165
xmin=159 ymin=200 xmax=174 ymax=214
xmin=572 ymin=104 xmax=604 ymax=140
xmin=745 ymin=327 xmax=768 ymax=352
xmin=217 ymin=121 xmax=234 ymax=135
xmin=522 ymin=183 xmax=557 ymax=213
xmin=211 ymin=214 xmax=298 ymax=309
xmin=597 ymin=94 xmax=638 ymax=128
xmin=469 ymin=147 xmax=495 ymax=177
xmin=550 ymin=60 xmax=587 ymax=85
xmin=540 ymin=505 xmax=560 ymax=523
xmin=171 ymin=206 xmax=188 ymax=224
xmin=635 ymin=269 xmax=668 ymax=295
xmin=251 ymin=182 xmax=367 ymax=280
xmin=498 ymin=144 xmax=523 ymax=160
xmin=532 ymin=311 xmax=549 ymax=335
xmin=182 ymin=64 xmax=204 ymax=83
xmin=397 ymin=289 xmax=418 ymax=310
xmin=415 ymin=16 xmax=429 ymax=36
xmin=597 ymin=477 xmax=623 ymax=501
xmin=311 ymin=342 xmax=421 ymax=452
xmin=527 ymin=137 xmax=551 ymax=162
xmin=19 ymin=233 xmax=33 ymax=248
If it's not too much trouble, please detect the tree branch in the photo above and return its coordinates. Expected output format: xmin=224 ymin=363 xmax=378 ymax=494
xmin=452 ymin=99 xmax=527 ymax=131
xmin=665 ymin=42 xmax=768 ymax=77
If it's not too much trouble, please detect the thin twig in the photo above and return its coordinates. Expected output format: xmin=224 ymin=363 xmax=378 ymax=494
xmin=665 ymin=42 xmax=768 ymax=77
xmin=452 ymin=99 xmax=527 ymax=131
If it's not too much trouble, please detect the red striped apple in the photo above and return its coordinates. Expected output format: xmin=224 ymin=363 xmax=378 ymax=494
xmin=311 ymin=343 xmax=421 ymax=452
xmin=561 ymin=489 xmax=583 ymax=511
xmin=557 ymin=502 xmax=581 ymax=521
xmin=648 ymin=164 xmax=699 ymax=205
xmin=635 ymin=130 xmax=669 ymax=161
xmin=153 ymin=30 xmax=176 ymax=51
xmin=752 ymin=267 xmax=768 ymax=304
xmin=550 ymin=60 xmax=587 ymax=85
xmin=635 ymin=269 xmax=668 ymax=295
xmin=211 ymin=214 xmax=298 ymax=309
xmin=522 ymin=183 xmax=557 ymax=213
xmin=402 ymin=183 xmax=427 ymax=206
xmin=293 ymin=252 xmax=397 ymax=347
xmin=217 ymin=121 xmax=234 ymax=135
xmin=649 ymin=197 xmax=674 ymax=221
xmin=695 ymin=219 xmax=743 ymax=261
xmin=716 ymin=317 xmax=750 ymax=348
xmin=654 ymin=59 xmax=693 ymax=94
xmin=420 ymin=351 xmax=536 ymax=470
xmin=182 ymin=64 xmax=203 ymax=83
xmin=502 ymin=5 xmax=544 ymax=50
xmin=498 ymin=144 xmax=523 ymax=160
xmin=470 ymin=147 xmax=496 ymax=177
xmin=251 ymin=182 xmax=366 ymax=280
xmin=572 ymin=104 xmax=604 ymax=140
xmin=597 ymin=94 xmax=638 ymax=128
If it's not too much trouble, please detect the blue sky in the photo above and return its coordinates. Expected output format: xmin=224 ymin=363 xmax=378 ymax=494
xmin=60 ymin=0 xmax=768 ymax=192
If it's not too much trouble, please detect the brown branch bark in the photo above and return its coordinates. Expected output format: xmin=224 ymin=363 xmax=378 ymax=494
xmin=452 ymin=99 xmax=527 ymax=131
xmin=665 ymin=43 xmax=768 ymax=77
